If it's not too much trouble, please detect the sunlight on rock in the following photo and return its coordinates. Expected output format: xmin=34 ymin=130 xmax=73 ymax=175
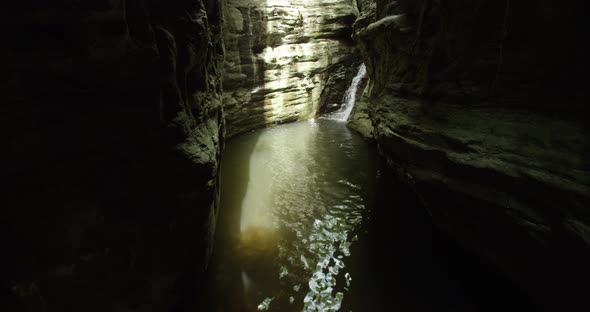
xmin=222 ymin=0 xmax=357 ymax=135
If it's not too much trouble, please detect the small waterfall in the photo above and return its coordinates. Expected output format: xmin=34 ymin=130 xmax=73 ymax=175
xmin=329 ymin=63 xmax=367 ymax=122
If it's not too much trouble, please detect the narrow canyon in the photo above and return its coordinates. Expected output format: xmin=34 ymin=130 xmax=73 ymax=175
xmin=3 ymin=0 xmax=588 ymax=311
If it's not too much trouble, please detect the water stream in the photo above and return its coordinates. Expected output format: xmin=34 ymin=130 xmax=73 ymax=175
xmin=327 ymin=64 xmax=367 ymax=122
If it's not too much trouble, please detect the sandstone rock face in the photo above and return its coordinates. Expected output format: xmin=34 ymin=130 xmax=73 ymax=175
xmin=222 ymin=0 xmax=359 ymax=137
xmin=2 ymin=1 xmax=223 ymax=311
xmin=350 ymin=0 xmax=589 ymax=309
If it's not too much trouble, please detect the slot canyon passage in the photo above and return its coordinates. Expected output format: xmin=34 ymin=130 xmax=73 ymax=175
xmin=2 ymin=0 xmax=589 ymax=311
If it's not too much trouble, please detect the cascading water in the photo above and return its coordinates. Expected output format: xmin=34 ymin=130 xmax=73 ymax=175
xmin=328 ymin=63 xmax=367 ymax=122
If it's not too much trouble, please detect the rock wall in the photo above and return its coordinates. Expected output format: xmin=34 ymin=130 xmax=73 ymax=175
xmin=350 ymin=0 xmax=589 ymax=309
xmin=222 ymin=0 xmax=359 ymax=137
xmin=2 ymin=1 xmax=223 ymax=311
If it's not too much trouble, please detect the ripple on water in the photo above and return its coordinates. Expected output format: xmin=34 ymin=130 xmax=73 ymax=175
xmin=215 ymin=120 xmax=375 ymax=311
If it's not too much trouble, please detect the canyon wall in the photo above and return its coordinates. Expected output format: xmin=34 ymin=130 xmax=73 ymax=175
xmin=350 ymin=0 xmax=589 ymax=309
xmin=4 ymin=0 xmax=588 ymax=310
xmin=222 ymin=0 xmax=360 ymax=137
xmin=2 ymin=0 xmax=223 ymax=311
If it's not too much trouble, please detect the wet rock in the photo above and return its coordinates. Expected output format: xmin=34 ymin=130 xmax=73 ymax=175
xmin=347 ymin=86 xmax=373 ymax=139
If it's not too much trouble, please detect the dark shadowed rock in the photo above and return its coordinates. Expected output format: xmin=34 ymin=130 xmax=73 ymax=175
xmin=350 ymin=0 xmax=589 ymax=310
xmin=2 ymin=0 xmax=223 ymax=311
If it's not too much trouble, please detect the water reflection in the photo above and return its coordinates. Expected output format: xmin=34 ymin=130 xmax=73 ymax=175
xmin=210 ymin=119 xmax=375 ymax=311
xmin=239 ymin=119 xmax=320 ymax=233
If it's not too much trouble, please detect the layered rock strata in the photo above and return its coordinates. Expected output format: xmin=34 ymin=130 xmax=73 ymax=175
xmin=2 ymin=0 xmax=223 ymax=311
xmin=222 ymin=0 xmax=359 ymax=137
xmin=350 ymin=0 xmax=590 ymax=309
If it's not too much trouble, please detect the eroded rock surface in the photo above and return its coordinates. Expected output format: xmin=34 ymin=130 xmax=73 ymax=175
xmin=222 ymin=0 xmax=359 ymax=137
xmin=350 ymin=0 xmax=589 ymax=309
xmin=2 ymin=1 xmax=223 ymax=311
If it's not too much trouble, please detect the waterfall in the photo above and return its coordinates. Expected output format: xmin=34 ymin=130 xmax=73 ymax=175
xmin=329 ymin=63 xmax=367 ymax=122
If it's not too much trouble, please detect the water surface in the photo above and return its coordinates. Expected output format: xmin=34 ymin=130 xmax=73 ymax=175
xmin=208 ymin=119 xmax=375 ymax=311
xmin=203 ymin=119 xmax=535 ymax=311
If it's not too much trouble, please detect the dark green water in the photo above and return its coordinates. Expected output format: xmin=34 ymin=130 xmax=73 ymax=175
xmin=203 ymin=119 xmax=534 ymax=311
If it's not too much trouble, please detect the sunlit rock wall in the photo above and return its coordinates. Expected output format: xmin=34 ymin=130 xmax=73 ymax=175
xmin=222 ymin=0 xmax=359 ymax=137
xmin=2 ymin=0 xmax=223 ymax=311
xmin=350 ymin=0 xmax=589 ymax=309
